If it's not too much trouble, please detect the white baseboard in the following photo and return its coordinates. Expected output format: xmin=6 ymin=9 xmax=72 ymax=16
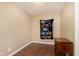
xmin=8 ymin=41 xmax=32 ymax=56
xmin=32 ymin=41 xmax=54 ymax=45
xmin=8 ymin=41 xmax=54 ymax=56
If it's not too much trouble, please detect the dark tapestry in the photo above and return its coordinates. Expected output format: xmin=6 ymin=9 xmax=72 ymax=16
xmin=40 ymin=19 xmax=54 ymax=40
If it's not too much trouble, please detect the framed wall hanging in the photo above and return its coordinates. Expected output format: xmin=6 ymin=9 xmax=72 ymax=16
xmin=40 ymin=19 xmax=54 ymax=40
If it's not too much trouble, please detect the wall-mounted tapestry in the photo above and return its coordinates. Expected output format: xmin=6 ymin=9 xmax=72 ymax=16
xmin=40 ymin=19 xmax=54 ymax=40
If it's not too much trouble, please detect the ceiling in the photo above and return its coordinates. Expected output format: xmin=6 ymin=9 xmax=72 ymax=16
xmin=16 ymin=2 xmax=67 ymax=16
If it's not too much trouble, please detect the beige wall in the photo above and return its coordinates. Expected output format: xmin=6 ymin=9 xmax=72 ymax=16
xmin=61 ymin=3 xmax=75 ymax=42
xmin=32 ymin=14 xmax=61 ymax=43
xmin=0 ymin=3 xmax=32 ymax=55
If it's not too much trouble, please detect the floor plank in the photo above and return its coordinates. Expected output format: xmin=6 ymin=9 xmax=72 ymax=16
xmin=14 ymin=43 xmax=55 ymax=56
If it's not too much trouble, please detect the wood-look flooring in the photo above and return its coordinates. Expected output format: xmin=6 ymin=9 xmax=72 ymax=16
xmin=14 ymin=43 xmax=54 ymax=56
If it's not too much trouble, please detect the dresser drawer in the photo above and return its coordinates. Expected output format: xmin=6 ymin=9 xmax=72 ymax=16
xmin=55 ymin=39 xmax=73 ymax=56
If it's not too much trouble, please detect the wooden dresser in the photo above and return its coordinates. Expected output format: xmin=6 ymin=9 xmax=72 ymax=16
xmin=55 ymin=38 xmax=73 ymax=56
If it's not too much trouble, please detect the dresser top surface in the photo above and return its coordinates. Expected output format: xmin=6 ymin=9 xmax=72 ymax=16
xmin=55 ymin=38 xmax=72 ymax=43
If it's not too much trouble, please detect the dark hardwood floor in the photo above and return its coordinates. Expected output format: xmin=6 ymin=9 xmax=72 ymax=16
xmin=14 ymin=43 xmax=54 ymax=56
